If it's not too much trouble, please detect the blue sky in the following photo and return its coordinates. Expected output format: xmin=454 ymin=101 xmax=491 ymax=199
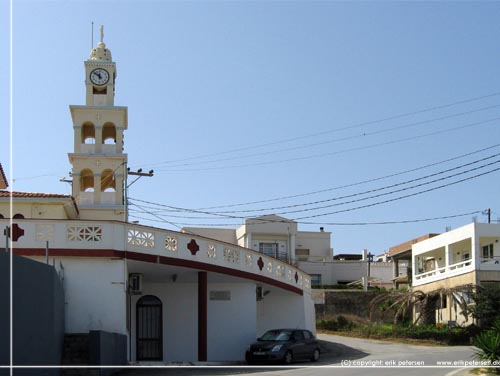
xmin=2 ymin=1 xmax=500 ymax=254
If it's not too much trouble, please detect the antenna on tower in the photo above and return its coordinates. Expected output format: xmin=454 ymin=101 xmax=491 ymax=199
xmin=91 ymin=21 xmax=94 ymax=49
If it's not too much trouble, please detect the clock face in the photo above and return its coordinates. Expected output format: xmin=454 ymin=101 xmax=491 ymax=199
xmin=90 ymin=68 xmax=109 ymax=86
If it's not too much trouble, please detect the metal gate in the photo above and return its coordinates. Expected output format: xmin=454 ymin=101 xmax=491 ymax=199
xmin=136 ymin=295 xmax=163 ymax=361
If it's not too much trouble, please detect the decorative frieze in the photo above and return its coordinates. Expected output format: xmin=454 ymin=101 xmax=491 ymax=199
xmin=245 ymin=253 xmax=252 ymax=267
xmin=223 ymin=248 xmax=240 ymax=264
xmin=68 ymin=225 xmax=102 ymax=242
xmin=127 ymin=229 xmax=154 ymax=248
xmin=207 ymin=244 xmax=216 ymax=259
xmin=36 ymin=224 xmax=54 ymax=241
xmin=165 ymin=236 xmax=177 ymax=252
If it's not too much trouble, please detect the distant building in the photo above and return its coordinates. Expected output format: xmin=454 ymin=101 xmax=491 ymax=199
xmin=411 ymin=222 xmax=500 ymax=326
xmin=388 ymin=234 xmax=438 ymax=289
xmin=186 ymin=218 xmax=403 ymax=289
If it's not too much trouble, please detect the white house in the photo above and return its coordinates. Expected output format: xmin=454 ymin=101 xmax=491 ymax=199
xmin=411 ymin=222 xmax=500 ymax=325
xmin=0 ymin=30 xmax=315 ymax=363
xmin=186 ymin=216 xmax=404 ymax=289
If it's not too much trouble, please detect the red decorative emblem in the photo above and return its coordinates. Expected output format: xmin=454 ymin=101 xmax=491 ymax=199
xmin=4 ymin=223 xmax=25 ymax=242
xmin=257 ymin=257 xmax=264 ymax=271
xmin=294 ymin=272 xmax=299 ymax=283
xmin=187 ymin=239 xmax=199 ymax=255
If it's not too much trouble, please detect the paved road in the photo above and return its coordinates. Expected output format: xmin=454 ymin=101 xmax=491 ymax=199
xmin=113 ymin=334 xmax=478 ymax=376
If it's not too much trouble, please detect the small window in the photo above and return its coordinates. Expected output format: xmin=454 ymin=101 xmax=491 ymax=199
xmin=13 ymin=214 xmax=24 ymax=219
xmin=482 ymin=244 xmax=494 ymax=259
xmin=440 ymin=295 xmax=447 ymax=309
xmin=311 ymin=274 xmax=322 ymax=286
xmin=0 ymin=214 xmax=4 ymax=219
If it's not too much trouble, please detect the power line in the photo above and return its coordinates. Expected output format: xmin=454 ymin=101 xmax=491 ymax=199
xmin=138 ymin=103 xmax=500 ymax=170
xmin=294 ymin=165 xmax=500 ymax=220
xmin=127 ymin=210 xmax=482 ymax=227
xmin=154 ymin=116 xmax=500 ymax=172
xmin=128 ymin=163 xmax=500 ymax=221
xmin=128 ymin=150 xmax=500 ymax=217
xmin=130 ymin=91 xmax=500 ymax=168
xmin=194 ymin=143 xmax=500 ymax=210
xmin=197 ymin=152 xmax=500 ymax=214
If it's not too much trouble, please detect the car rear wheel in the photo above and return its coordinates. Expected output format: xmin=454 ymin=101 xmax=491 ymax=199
xmin=284 ymin=350 xmax=293 ymax=364
xmin=311 ymin=348 xmax=320 ymax=362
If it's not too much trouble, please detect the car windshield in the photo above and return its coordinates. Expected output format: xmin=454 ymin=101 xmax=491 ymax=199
xmin=260 ymin=330 xmax=292 ymax=341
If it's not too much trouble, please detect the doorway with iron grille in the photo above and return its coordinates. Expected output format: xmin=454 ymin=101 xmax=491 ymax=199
xmin=136 ymin=295 xmax=163 ymax=361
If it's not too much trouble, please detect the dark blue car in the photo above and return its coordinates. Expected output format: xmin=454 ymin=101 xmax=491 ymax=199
xmin=245 ymin=329 xmax=320 ymax=364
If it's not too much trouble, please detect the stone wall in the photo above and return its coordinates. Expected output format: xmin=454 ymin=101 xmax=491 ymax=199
xmin=315 ymin=290 xmax=391 ymax=322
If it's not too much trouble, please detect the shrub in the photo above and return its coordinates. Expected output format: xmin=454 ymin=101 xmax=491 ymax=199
xmin=474 ymin=317 xmax=500 ymax=373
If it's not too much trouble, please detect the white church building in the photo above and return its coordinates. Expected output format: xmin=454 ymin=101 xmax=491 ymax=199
xmin=0 ymin=30 xmax=315 ymax=363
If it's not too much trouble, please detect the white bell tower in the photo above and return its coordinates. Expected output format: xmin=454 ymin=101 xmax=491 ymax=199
xmin=68 ymin=26 xmax=128 ymax=221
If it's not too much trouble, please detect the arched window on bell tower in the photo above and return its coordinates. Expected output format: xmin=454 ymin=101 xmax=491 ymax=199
xmin=82 ymin=122 xmax=96 ymax=144
xmin=80 ymin=168 xmax=95 ymax=205
xmin=81 ymin=122 xmax=96 ymax=154
xmin=101 ymin=168 xmax=117 ymax=204
xmin=102 ymin=122 xmax=116 ymax=144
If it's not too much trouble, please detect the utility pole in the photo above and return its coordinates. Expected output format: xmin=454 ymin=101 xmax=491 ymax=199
xmin=367 ymin=252 xmax=374 ymax=289
xmin=483 ymin=208 xmax=491 ymax=224
xmin=125 ymin=168 xmax=154 ymax=222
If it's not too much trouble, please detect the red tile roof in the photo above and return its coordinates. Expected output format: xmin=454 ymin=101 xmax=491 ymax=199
xmin=0 ymin=191 xmax=79 ymax=215
xmin=388 ymin=234 xmax=440 ymax=256
xmin=0 ymin=191 xmax=72 ymax=199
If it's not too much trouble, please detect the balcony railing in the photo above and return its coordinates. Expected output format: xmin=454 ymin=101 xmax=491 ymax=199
xmin=480 ymin=256 xmax=500 ymax=271
xmin=1 ymin=219 xmax=311 ymax=293
xmin=414 ymin=259 xmax=473 ymax=285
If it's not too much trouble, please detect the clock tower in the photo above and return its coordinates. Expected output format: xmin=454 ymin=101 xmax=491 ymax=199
xmin=68 ymin=26 xmax=128 ymax=221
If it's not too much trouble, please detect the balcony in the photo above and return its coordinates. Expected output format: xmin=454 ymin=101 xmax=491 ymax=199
xmin=414 ymin=259 xmax=473 ymax=284
xmin=480 ymin=256 xmax=500 ymax=271
xmin=1 ymin=219 xmax=311 ymax=295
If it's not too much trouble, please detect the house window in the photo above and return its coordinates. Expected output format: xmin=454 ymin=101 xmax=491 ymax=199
xmin=259 ymin=242 xmax=278 ymax=257
xmin=310 ymin=274 xmax=322 ymax=286
xmin=295 ymin=248 xmax=310 ymax=261
xmin=482 ymin=244 xmax=494 ymax=259
xmin=439 ymin=295 xmax=447 ymax=309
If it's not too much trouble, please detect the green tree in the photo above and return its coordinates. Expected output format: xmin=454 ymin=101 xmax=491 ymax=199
xmin=470 ymin=284 xmax=500 ymax=328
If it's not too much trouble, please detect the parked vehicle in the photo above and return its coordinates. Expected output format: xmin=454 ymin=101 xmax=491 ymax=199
xmin=245 ymin=329 xmax=320 ymax=364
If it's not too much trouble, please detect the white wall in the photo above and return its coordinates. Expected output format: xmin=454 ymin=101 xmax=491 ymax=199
xmin=53 ymin=257 xmax=127 ymax=334
xmin=256 ymin=288 xmax=315 ymax=336
xmin=131 ymin=281 xmax=257 ymax=362
xmin=207 ymin=283 xmax=256 ymax=361
xmin=131 ymin=282 xmax=198 ymax=362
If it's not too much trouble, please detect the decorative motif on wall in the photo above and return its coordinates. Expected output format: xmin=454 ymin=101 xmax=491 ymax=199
xmin=266 ymin=262 xmax=273 ymax=273
xmin=207 ymin=244 xmax=216 ymax=258
xmin=187 ymin=239 xmax=200 ymax=255
xmin=304 ymin=278 xmax=311 ymax=289
xmin=68 ymin=225 xmax=102 ymax=242
xmin=36 ymin=224 xmax=54 ymax=241
xmin=223 ymin=248 xmax=240 ymax=264
xmin=287 ymin=269 xmax=293 ymax=280
xmin=294 ymin=271 xmax=299 ymax=283
xmin=165 ymin=236 xmax=178 ymax=252
xmin=245 ymin=253 xmax=252 ymax=267
xmin=257 ymin=256 xmax=264 ymax=271
xmin=275 ymin=264 xmax=285 ymax=277
xmin=127 ymin=229 xmax=154 ymax=247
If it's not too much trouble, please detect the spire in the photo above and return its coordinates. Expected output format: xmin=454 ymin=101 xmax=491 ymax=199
xmin=89 ymin=25 xmax=112 ymax=62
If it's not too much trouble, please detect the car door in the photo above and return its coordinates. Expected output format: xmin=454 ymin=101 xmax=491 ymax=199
xmin=302 ymin=330 xmax=317 ymax=358
xmin=291 ymin=330 xmax=307 ymax=360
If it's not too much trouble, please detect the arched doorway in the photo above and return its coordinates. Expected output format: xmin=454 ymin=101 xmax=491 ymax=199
xmin=136 ymin=295 xmax=163 ymax=361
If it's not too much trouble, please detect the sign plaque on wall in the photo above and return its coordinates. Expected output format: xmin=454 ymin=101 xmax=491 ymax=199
xmin=209 ymin=291 xmax=231 ymax=301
